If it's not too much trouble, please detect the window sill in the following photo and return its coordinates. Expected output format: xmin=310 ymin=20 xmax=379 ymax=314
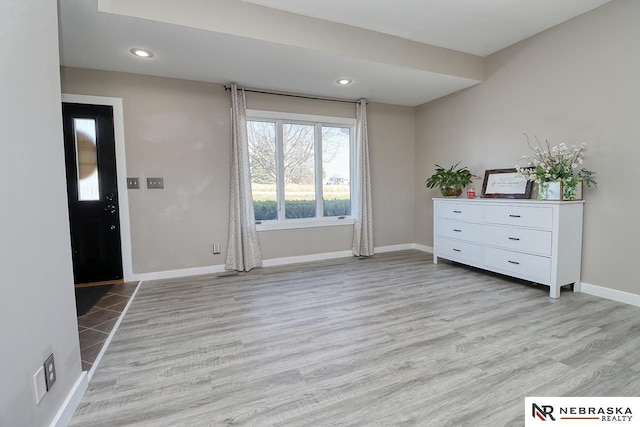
xmin=256 ymin=217 xmax=355 ymax=232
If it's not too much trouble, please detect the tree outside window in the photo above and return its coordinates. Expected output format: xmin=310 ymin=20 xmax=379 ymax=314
xmin=247 ymin=113 xmax=353 ymax=222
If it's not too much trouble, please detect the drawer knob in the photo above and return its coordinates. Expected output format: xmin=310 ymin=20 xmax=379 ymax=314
xmin=508 ymin=260 xmax=520 ymax=265
xmin=453 ymin=229 xmax=462 ymax=232
xmin=509 ymin=214 xmax=521 ymax=218
xmin=453 ymin=248 xmax=462 ymax=252
xmin=508 ymin=237 xmax=520 ymax=241
xmin=453 ymin=210 xmax=462 ymax=213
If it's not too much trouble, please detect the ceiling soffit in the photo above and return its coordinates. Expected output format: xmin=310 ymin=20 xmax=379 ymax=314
xmin=97 ymin=0 xmax=485 ymax=82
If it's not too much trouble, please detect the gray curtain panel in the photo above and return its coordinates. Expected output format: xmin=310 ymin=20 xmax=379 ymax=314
xmin=225 ymin=83 xmax=263 ymax=271
xmin=352 ymin=99 xmax=374 ymax=256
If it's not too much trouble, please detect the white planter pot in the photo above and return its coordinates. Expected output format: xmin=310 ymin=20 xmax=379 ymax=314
xmin=538 ymin=181 xmax=583 ymax=201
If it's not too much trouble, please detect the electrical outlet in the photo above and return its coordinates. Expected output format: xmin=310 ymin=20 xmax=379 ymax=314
xmin=127 ymin=177 xmax=140 ymax=189
xmin=44 ymin=353 xmax=56 ymax=391
xmin=213 ymin=243 xmax=221 ymax=254
xmin=147 ymin=177 xmax=164 ymax=189
xmin=33 ymin=365 xmax=46 ymax=404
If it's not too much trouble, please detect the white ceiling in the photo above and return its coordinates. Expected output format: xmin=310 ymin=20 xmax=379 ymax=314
xmin=243 ymin=0 xmax=612 ymax=57
xmin=57 ymin=0 xmax=612 ymax=106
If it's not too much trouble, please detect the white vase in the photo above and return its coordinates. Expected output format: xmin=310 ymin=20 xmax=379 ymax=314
xmin=538 ymin=181 xmax=583 ymax=201
xmin=538 ymin=182 xmax=561 ymax=200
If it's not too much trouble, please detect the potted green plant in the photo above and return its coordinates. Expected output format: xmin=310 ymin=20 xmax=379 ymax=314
xmin=426 ymin=162 xmax=479 ymax=197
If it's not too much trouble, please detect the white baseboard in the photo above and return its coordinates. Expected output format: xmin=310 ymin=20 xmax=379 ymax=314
xmin=375 ymin=243 xmax=433 ymax=253
xmin=262 ymin=244 xmax=433 ymax=266
xmin=135 ymin=245 xmax=435 ymax=281
xmin=50 ymin=372 xmax=88 ymax=427
xmin=262 ymin=250 xmax=353 ymax=267
xmin=132 ymin=263 xmax=227 ymax=282
xmin=375 ymin=244 xmax=414 ymax=253
xmin=579 ymin=282 xmax=640 ymax=307
xmin=412 ymin=244 xmax=433 ymax=253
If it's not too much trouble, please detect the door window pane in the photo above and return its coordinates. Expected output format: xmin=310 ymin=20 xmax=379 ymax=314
xmin=283 ymin=123 xmax=315 ymax=219
xmin=74 ymin=118 xmax=100 ymax=201
xmin=322 ymin=126 xmax=351 ymax=216
xmin=247 ymin=121 xmax=277 ymax=220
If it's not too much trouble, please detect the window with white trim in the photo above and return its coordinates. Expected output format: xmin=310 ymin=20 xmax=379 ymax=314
xmin=247 ymin=110 xmax=355 ymax=226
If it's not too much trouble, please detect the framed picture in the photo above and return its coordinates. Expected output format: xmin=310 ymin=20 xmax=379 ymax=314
xmin=481 ymin=168 xmax=532 ymax=199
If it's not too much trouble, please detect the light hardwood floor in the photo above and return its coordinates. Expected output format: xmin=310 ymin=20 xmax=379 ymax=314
xmin=70 ymin=251 xmax=640 ymax=426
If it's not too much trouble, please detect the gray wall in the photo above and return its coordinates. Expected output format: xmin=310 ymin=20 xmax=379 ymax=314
xmin=415 ymin=0 xmax=640 ymax=294
xmin=0 ymin=1 xmax=83 ymax=426
xmin=60 ymin=68 xmax=416 ymax=273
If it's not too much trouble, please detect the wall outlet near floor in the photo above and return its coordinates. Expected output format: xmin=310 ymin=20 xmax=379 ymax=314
xmin=44 ymin=353 xmax=56 ymax=391
xmin=213 ymin=243 xmax=221 ymax=254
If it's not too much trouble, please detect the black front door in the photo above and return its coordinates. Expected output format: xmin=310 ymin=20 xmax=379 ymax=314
xmin=62 ymin=103 xmax=123 ymax=284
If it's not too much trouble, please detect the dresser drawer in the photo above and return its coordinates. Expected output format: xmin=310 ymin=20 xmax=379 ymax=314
xmin=484 ymin=225 xmax=552 ymax=256
xmin=436 ymin=219 xmax=483 ymax=243
xmin=435 ymin=201 xmax=483 ymax=222
xmin=436 ymin=237 xmax=482 ymax=266
xmin=484 ymin=205 xmax=553 ymax=229
xmin=483 ymin=247 xmax=551 ymax=284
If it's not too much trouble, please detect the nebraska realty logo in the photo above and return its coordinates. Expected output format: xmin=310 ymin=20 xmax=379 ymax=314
xmin=525 ymin=397 xmax=640 ymax=426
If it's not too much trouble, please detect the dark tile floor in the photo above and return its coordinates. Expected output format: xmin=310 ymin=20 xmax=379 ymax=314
xmin=77 ymin=281 xmax=139 ymax=371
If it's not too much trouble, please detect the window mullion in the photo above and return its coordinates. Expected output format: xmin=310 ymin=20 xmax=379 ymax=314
xmin=315 ymin=123 xmax=323 ymax=218
xmin=350 ymin=124 xmax=356 ymax=218
xmin=276 ymin=120 xmax=285 ymax=221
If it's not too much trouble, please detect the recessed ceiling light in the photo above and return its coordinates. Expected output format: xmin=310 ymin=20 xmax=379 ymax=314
xmin=337 ymin=79 xmax=352 ymax=85
xmin=130 ymin=48 xmax=154 ymax=58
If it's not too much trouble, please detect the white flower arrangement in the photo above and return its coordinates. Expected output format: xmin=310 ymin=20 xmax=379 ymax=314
xmin=516 ymin=135 xmax=596 ymax=200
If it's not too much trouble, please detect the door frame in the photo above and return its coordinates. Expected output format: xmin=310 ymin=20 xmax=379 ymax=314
xmin=62 ymin=94 xmax=134 ymax=282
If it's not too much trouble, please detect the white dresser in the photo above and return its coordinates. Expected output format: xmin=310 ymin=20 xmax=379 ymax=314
xmin=433 ymin=198 xmax=584 ymax=298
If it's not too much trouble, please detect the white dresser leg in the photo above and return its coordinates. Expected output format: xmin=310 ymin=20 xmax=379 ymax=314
xmin=550 ymin=284 xmax=560 ymax=299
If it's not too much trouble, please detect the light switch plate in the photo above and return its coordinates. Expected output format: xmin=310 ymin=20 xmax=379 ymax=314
xmin=127 ymin=177 xmax=140 ymax=189
xmin=147 ymin=177 xmax=164 ymax=189
xmin=33 ymin=365 xmax=46 ymax=404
